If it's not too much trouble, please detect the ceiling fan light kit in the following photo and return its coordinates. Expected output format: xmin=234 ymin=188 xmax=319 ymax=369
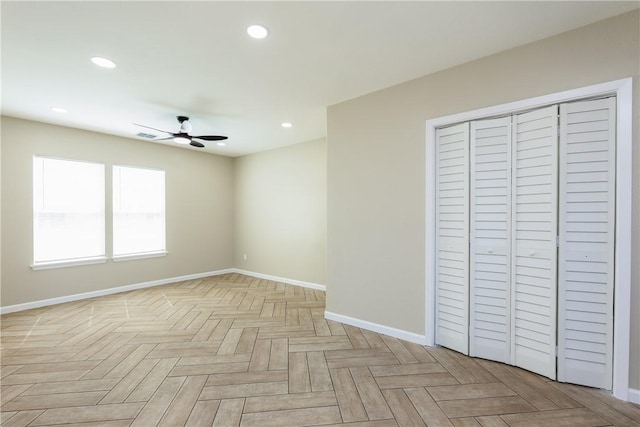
xmin=134 ymin=116 xmax=228 ymax=149
xmin=173 ymin=135 xmax=191 ymax=145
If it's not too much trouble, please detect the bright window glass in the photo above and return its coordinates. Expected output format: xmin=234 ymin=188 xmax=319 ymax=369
xmin=113 ymin=165 xmax=165 ymax=257
xmin=33 ymin=156 xmax=105 ymax=264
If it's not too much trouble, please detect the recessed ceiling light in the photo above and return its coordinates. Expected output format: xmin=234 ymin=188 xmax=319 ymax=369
xmin=51 ymin=107 xmax=69 ymax=113
xmin=91 ymin=56 xmax=116 ymax=69
xmin=217 ymin=142 xmax=226 ymax=147
xmin=247 ymin=24 xmax=268 ymax=39
xmin=281 ymin=122 xmax=293 ymax=128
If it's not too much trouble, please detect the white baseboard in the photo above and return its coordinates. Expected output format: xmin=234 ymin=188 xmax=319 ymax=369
xmin=324 ymin=310 xmax=427 ymax=346
xmin=0 ymin=269 xmax=234 ymax=314
xmin=231 ymin=268 xmax=326 ymax=291
xmin=629 ymin=387 xmax=640 ymax=404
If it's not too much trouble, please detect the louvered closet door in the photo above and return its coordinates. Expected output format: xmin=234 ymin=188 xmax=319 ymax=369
xmin=558 ymin=97 xmax=615 ymax=390
xmin=435 ymin=123 xmax=470 ymax=355
xmin=511 ymin=106 xmax=558 ymax=379
xmin=470 ymin=117 xmax=512 ymax=364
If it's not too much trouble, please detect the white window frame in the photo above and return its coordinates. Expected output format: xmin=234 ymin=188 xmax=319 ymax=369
xmin=112 ymin=164 xmax=167 ymax=261
xmin=31 ymin=156 xmax=107 ymax=270
xmin=425 ymin=78 xmax=632 ymax=401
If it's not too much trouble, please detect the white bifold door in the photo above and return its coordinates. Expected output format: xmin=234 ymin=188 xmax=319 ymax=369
xmin=436 ymin=97 xmax=616 ymax=390
xmin=435 ymin=123 xmax=470 ymax=355
xmin=469 ymin=117 xmax=512 ymax=364
xmin=557 ymin=98 xmax=616 ymax=390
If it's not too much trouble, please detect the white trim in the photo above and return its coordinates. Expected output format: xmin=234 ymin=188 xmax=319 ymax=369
xmin=324 ymin=311 xmax=427 ymax=345
xmin=231 ymin=269 xmax=326 ymax=291
xmin=112 ymin=251 xmax=167 ymax=262
xmin=628 ymin=388 xmax=640 ymax=405
xmin=31 ymin=256 xmax=108 ymax=271
xmin=612 ymin=79 xmax=632 ymax=401
xmin=0 ymin=268 xmax=324 ymax=315
xmin=425 ymin=78 xmax=632 ymax=401
xmin=0 ymin=269 xmax=234 ymax=314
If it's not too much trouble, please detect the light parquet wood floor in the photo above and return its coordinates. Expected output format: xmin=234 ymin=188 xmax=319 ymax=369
xmin=1 ymin=273 xmax=639 ymax=426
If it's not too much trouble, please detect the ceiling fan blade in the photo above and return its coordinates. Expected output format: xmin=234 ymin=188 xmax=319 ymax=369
xmin=133 ymin=123 xmax=173 ymax=134
xmin=192 ymin=135 xmax=228 ymax=141
xmin=190 ymin=140 xmax=205 ymax=148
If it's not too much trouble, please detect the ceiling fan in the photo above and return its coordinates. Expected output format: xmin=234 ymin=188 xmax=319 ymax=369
xmin=134 ymin=116 xmax=228 ymax=148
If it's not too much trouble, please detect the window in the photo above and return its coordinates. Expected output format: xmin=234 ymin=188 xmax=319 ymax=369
xmin=33 ymin=156 xmax=105 ymax=268
xmin=113 ymin=165 xmax=165 ymax=259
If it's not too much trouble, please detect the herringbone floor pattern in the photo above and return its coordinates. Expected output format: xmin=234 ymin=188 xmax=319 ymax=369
xmin=1 ymin=274 xmax=639 ymax=426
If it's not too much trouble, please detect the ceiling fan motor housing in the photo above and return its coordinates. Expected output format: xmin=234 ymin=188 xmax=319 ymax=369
xmin=177 ymin=116 xmax=193 ymax=133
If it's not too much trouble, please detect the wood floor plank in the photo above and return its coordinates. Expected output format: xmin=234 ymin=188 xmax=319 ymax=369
xmin=403 ymin=387 xmax=453 ymax=427
xmin=307 ymin=351 xmax=333 ymax=392
xmin=169 ymin=361 xmax=249 ymax=376
xmin=206 ymin=370 xmax=288 ymax=386
xmin=504 ymin=365 xmax=581 ymax=409
xmin=382 ymin=389 xmax=426 ymax=426
xmin=104 ymin=343 xmax=155 ymax=379
xmin=437 ymin=396 xmax=536 ymax=418
xmin=500 ymin=407 xmax=610 ymax=427
xmin=240 ymin=406 xmax=342 ymax=427
xmin=322 ymin=421 xmax=399 ymax=427
xmin=200 ymin=381 xmax=289 ymax=399
xmin=360 ymin=329 xmax=388 ymax=349
xmin=236 ymin=327 xmax=258 ymax=354
xmin=1 ymin=409 xmax=45 ymax=427
xmin=344 ymin=325 xmax=371 ymax=349
xmin=475 ymin=359 xmax=560 ymax=411
xmin=327 ymin=355 xmax=400 ymax=369
xmin=330 ymin=367 xmax=368 ymax=422
xmin=217 ymin=328 xmax=244 ymax=355
xmin=185 ymin=399 xmax=220 ymax=427
xmin=289 ymin=351 xmax=312 ymax=393
xmin=325 ymin=348 xmax=393 ymax=360
xmin=1 ymin=369 xmax=89 ymax=385
xmin=176 ymin=353 xmax=251 ymax=366
xmin=451 ymin=418 xmax=482 ymax=427
xmin=244 ymin=391 xmax=337 ymax=413
xmin=212 ymin=398 xmax=245 ymax=427
xmin=350 ymin=367 xmax=394 ymax=420
xmin=158 ymin=375 xmax=207 ymax=426
xmin=130 ymin=376 xmax=186 ymax=426
xmin=380 ymin=336 xmax=418 ymax=364
xmin=83 ymin=344 xmax=138 ymax=380
xmin=2 ymin=391 xmax=106 ymax=411
xmin=425 ymin=347 xmax=479 ymax=384
xmin=101 ymin=358 xmax=160 ymax=404
xmin=12 ymin=360 xmax=100 ymax=374
xmin=369 ymin=362 xmax=446 ymax=377
xmin=375 ymin=373 xmax=458 ymax=389
xmin=30 ymin=402 xmax=145 ymax=425
xmin=126 ymin=357 xmax=179 ymax=402
xmin=313 ymin=315 xmax=332 ymax=337
xmin=474 ymin=415 xmax=509 ymax=427
xmin=549 ymin=382 xmax=639 ymax=427
xmin=269 ymin=337 xmax=288 ymax=370
xmin=0 ymin=384 xmax=32 ymax=405
xmin=427 ymin=383 xmax=516 ymax=401
xmin=248 ymin=339 xmax=271 ymax=371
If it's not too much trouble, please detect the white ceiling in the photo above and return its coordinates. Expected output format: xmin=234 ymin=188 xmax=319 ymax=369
xmin=2 ymin=1 xmax=637 ymax=157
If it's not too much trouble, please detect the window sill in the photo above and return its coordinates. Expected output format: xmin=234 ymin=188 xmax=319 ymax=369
xmin=31 ymin=256 xmax=108 ymax=271
xmin=112 ymin=251 xmax=167 ymax=262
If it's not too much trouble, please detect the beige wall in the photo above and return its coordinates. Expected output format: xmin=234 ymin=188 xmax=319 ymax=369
xmin=1 ymin=117 xmax=234 ymax=307
xmin=234 ymin=138 xmax=326 ymax=285
xmin=326 ymin=11 xmax=640 ymax=389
